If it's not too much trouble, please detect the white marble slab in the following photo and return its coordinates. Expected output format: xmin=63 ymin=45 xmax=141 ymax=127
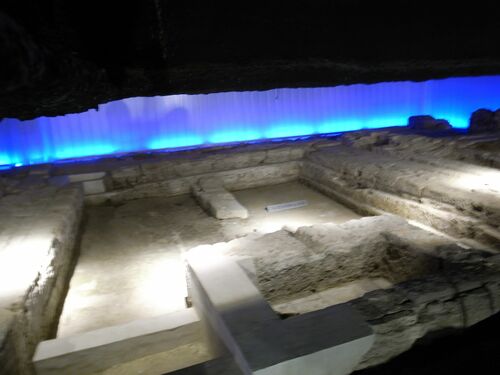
xmin=34 ymin=309 xmax=201 ymax=375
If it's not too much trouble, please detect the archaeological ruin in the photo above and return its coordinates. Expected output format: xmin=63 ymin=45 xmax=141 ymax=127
xmin=1 ymin=2 xmax=500 ymax=375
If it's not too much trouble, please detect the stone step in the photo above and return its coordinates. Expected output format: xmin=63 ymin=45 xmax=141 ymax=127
xmin=192 ymin=178 xmax=248 ymax=219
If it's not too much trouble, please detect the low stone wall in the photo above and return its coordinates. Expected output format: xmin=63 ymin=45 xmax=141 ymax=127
xmin=88 ymin=161 xmax=302 ymax=205
xmin=342 ymin=130 xmax=500 ymax=169
xmin=0 ymin=183 xmax=83 ymax=374
xmin=108 ymin=143 xmax=307 ymax=190
xmin=41 ymin=141 xmax=320 ymax=205
xmin=301 ymin=140 xmax=500 ymax=250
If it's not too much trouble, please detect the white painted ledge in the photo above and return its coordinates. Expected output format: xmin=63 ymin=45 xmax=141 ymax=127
xmin=33 ymin=309 xmax=201 ymax=375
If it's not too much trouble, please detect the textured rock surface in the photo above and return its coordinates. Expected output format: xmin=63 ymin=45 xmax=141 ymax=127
xmin=0 ymin=184 xmax=83 ymax=374
xmin=308 ymin=145 xmax=500 ymax=224
xmin=42 ymin=140 xmax=312 ymax=204
xmin=342 ymin=130 xmax=500 ymax=169
xmin=209 ymin=216 xmax=449 ymax=303
xmin=469 ymin=108 xmax=500 ymax=133
xmin=351 ymin=256 xmax=500 ymax=370
xmin=0 ymin=140 xmax=316 ymax=206
xmin=408 ymin=115 xmax=451 ymax=131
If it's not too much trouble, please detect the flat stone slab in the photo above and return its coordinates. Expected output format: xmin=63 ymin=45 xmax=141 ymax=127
xmin=67 ymin=172 xmax=107 ymax=183
xmin=81 ymin=178 xmax=107 ymax=195
xmin=193 ymin=178 xmax=249 ymax=219
xmin=34 ymin=309 xmax=202 ymax=375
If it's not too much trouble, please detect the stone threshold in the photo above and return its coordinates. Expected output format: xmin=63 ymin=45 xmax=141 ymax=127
xmin=33 ymin=309 xmax=204 ymax=375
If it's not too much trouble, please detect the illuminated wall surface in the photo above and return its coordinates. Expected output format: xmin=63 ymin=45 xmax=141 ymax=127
xmin=1 ymin=75 xmax=500 ymax=167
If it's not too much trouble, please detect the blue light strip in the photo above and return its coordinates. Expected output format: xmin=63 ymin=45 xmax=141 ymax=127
xmin=1 ymin=75 xmax=500 ymax=168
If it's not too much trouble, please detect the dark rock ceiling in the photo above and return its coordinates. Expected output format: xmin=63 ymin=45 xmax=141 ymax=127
xmin=1 ymin=0 xmax=500 ymax=120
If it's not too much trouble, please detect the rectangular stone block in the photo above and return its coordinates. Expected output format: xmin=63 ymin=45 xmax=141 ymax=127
xmin=67 ymin=172 xmax=106 ymax=183
xmin=34 ymin=309 xmax=202 ymax=375
xmin=82 ymin=179 xmax=107 ymax=195
xmin=193 ymin=178 xmax=249 ymax=219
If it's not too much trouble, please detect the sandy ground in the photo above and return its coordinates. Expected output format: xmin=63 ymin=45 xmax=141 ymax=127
xmin=57 ymin=181 xmax=361 ymax=337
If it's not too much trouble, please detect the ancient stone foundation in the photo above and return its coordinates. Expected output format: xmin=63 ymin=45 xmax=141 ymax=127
xmin=0 ymin=126 xmax=499 ymax=374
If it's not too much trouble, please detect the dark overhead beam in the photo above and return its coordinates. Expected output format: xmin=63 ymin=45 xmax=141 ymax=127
xmin=1 ymin=0 xmax=500 ymax=120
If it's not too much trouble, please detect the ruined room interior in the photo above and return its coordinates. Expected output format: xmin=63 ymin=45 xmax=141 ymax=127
xmin=1 ymin=1 xmax=500 ymax=374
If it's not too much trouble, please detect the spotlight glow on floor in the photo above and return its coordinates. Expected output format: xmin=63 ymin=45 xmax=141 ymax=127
xmin=1 ymin=75 xmax=500 ymax=168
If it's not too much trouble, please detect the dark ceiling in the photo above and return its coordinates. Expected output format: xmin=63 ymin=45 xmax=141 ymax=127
xmin=1 ymin=0 xmax=500 ymax=120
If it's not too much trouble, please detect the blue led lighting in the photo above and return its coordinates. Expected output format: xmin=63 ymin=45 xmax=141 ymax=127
xmin=0 ymin=75 xmax=499 ymax=168
xmin=317 ymin=119 xmax=364 ymax=133
xmin=148 ymin=135 xmax=204 ymax=150
xmin=208 ymin=129 xmax=262 ymax=143
xmin=264 ymin=123 xmax=316 ymax=139
xmin=54 ymin=144 xmax=118 ymax=160
xmin=0 ymin=153 xmax=21 ymax=167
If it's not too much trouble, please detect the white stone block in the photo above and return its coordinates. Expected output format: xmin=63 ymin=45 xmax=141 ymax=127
xmin=82 ymin=179 xmax=107 ymax=195
xmin=193 ymin=178 xmax=249 ymax=219
xmin=67 ymin=172 xmax=106 ymax=183
xmin=34 ymin=309 xmax=202 ymax=375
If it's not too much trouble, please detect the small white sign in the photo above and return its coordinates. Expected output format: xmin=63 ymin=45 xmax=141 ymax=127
xmin=265 ymin=200 xmax=308 ymax=213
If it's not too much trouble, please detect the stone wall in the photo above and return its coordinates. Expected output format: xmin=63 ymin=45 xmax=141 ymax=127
xmin=301 ymin=136 xmax=500 ymax=250
xmin=342 ymin=130 xmax=500 ymax=170
xmin=0 ymin=177 xmax=83 ymax=374
xmin=47 ymin=141 xmax=317 ymax=205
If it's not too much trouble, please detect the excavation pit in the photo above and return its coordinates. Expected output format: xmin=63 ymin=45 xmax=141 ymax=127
xmin=57 ymin=181 xmax=362 ymax=338
xmin=0 ymin=131 xmax=499 ymax=375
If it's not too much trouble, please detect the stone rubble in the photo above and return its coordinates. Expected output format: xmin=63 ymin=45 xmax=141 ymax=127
xmin=408 ymin=115 xmax=452 ymax=131
xmin=469 ymin=108 xmax=500 ymax=133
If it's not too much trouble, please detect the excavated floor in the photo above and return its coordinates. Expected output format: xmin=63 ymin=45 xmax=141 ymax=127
xmin=57 ymin=181 xmax=360 ymax=337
